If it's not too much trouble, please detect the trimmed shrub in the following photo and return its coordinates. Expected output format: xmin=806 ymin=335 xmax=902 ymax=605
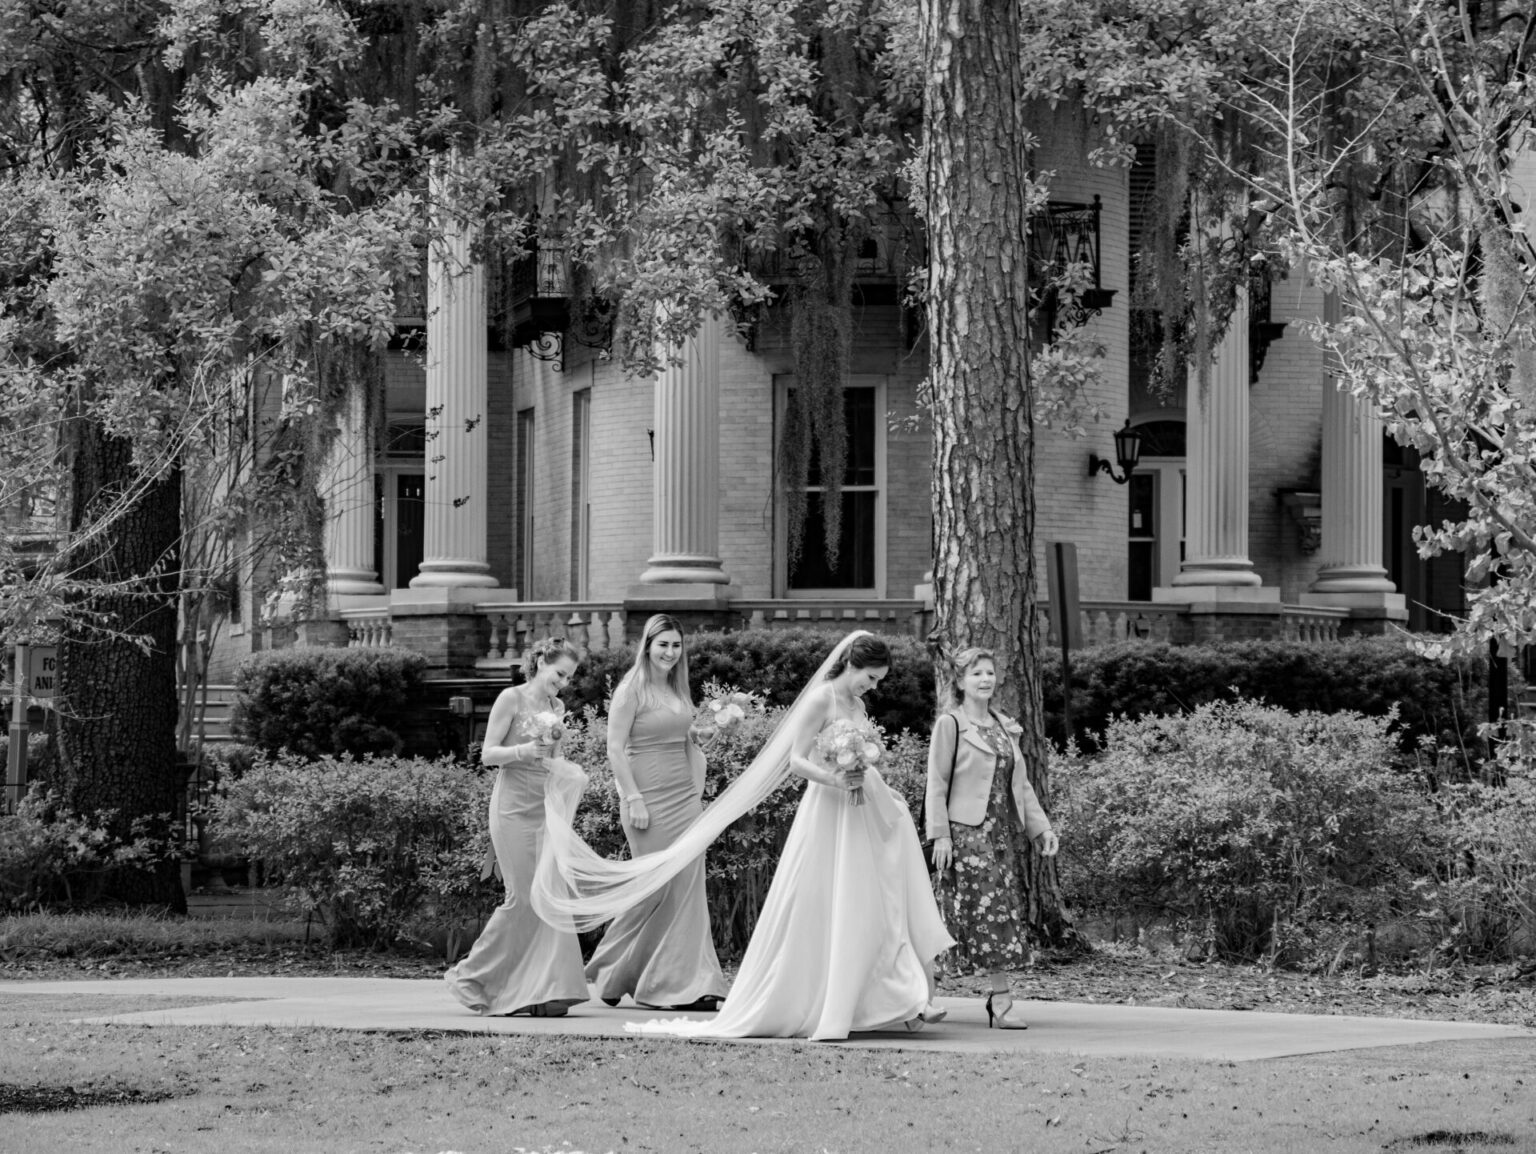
xmin=566 ymin=628 xmax=937 ymax=736
xmin=1040 ymin=638 xmax=1485 ymax=766
xmin=216 ymin=752 xmax=493 ymax=949
xmin=231 ymin=646 xmax=428 ymax=758
xmin=1053 ymin=699 xmax=1436 ymax=962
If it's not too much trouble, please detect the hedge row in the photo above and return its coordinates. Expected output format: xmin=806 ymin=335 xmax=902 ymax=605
xmin=1040 ymin=638 xmax=1487 ymax=763
xmin=229 ymin=632 xmax=1486 ymax=768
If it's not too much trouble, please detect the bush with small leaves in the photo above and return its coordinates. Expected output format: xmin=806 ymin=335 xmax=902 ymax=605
xmin=1420 ymin=734 xmax=1536 ymax=960
xmin=0 ymin=786 xmax=170 ymax=910
xmin=216 ymin=752 xmax=492 ymax=949
xmin=1053 ymin=699 xmax=1436 ymax=962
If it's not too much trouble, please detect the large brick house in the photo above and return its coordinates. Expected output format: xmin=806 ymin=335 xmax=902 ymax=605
xmin=212 ymin=129 xmax=1468 ymax=683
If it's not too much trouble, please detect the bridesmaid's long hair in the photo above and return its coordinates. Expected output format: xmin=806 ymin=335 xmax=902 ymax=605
xmin=939 ymin=646 xmax=996 ymax=712
xmin=617 ymin=613 xmax=694 ymax=711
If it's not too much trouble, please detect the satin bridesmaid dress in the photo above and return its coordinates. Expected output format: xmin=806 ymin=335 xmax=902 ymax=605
xmin=585 ymin=696 xmax=727 ymax=1008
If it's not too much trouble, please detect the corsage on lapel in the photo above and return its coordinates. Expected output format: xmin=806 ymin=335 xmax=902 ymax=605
xmin=996 ymin=712 xmax=1024 ymax=739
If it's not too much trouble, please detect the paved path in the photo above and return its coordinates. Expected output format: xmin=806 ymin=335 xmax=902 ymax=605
xmin=3 ymin=977 xmax=1531 ymax=1062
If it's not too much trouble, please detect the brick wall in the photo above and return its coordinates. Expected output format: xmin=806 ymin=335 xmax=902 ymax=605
xmin=1032 ymin=124 xmax=1133 ymax=601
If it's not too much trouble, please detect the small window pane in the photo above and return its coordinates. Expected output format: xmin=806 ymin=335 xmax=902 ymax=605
xmin=789 ymin=491 xmax=877 ymax=590
xmin=801 ymin=388 xmax=877 ymax=487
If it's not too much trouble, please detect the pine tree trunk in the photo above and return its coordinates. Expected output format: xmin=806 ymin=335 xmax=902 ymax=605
xmin=57 ymin=427 xmax=186 ymax=911
xmin=920 ymin=0 xmax=1082 ymax=949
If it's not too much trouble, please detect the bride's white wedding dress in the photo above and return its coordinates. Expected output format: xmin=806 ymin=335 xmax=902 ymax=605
xmin=628 ymin=691 xmax=954 ymax=1041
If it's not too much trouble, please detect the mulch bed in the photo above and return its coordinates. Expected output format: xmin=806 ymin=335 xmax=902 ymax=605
xmin=5 ymin=940 xmax=1535 ymax=1028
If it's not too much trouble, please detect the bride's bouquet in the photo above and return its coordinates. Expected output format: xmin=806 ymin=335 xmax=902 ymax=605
xmin=691 ymin=688 xmax=759 ymax=744
xmin=523 ymin=709 xmax=566 ymax=749
xmin=815 ymin=719 xmax=885 ymax=807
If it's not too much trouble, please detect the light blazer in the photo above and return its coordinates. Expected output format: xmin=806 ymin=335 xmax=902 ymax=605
xmin=925 ymin=707 xmax=1052 ymax=843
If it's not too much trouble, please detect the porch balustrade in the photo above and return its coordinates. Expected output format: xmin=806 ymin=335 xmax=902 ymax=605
xmin=1035 ymin=601 xmax=1185 ymax=648
xmin=474 ymin=602 xmax=627 ymax=673
xmin=340 ymin=608 xmax=393 ymax=649
xmin=1281 ymin=605 xmax=1347 ymax=643
xmin=730 ymin=599 xmax=928 ymax=637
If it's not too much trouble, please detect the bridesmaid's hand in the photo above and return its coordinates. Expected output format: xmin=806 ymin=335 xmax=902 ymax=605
xmin=931 ymin=836 xmax=953 ymax=873
xmin=529 ymin=739 xmax=555 ymax=761
xmin=625 ymin=795 xmax=651 ymax=831
xmin=1034 ymin=829 xmax=1060 ymax=857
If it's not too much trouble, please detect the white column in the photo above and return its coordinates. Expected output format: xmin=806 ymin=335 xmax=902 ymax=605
xmin=638 ymin=315 xmax=730 ymax=587
xmin=1305 ymin=295 xmax=1404 ymax=613
xmin=1168 ymin=286 xmax=1263 ymax=590
xmin=410 ymin=186 xmax=497 ymax=590
xmin=322 ymin=386 xmax=383 ymax=596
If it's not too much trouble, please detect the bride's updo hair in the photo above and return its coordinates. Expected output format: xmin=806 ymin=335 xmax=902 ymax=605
xmin=941 ymin=646 xmax=997 ymax=710
xmin=826 ymin=634 xmax=892 ymax=679
xmin=527 ymin=636 xmax=581 ymax=676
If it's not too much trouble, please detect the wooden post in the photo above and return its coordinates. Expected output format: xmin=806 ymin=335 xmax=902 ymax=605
xmin=1046 ymin=543 xmax=1081 ymax=749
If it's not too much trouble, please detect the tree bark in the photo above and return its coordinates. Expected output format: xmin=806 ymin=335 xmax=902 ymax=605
xmin=57 ymin=427 xmax=186 ymax=912
xmin=920 ymin=0 xmax=1081 ymax=948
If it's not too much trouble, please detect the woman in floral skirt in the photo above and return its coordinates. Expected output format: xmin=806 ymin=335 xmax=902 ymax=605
xmin=925 ymin=647 xmax=1059 ymax=1029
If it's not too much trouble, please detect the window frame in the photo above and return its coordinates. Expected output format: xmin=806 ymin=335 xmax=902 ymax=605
xmin=773 ymin=375 xmax=888 ymax=599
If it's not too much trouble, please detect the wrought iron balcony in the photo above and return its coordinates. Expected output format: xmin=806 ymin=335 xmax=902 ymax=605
xmin=1030 ymin=196 xmax=1117 ymax=330
xmin=506 ymin=233 xmax=572 ymax=350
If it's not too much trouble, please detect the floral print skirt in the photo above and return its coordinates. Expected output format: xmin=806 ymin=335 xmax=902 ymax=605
xmin=934 ymin=748 xmax=1032 ymax=974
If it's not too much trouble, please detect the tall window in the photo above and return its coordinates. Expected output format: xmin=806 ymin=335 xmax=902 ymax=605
xmin=777 ymin=377 xmax=885 ymax=595
xmin=516 ymin=408 xmax=536 ymax=598
xmin=569 ymin=390 xmax=591 ymax=600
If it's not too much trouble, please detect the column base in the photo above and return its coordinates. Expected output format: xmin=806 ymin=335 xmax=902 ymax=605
xmin=1169 ymin=561 xmax=1263 ymax=588
xmin=637 ymin=560 xmax=731 ymax=585
xmin=409 ymin=561 xmax=499 ymax=589
xmin=1308 ymin=564 xmax=1398 ymax=595
xmin=328 ymin=570 xmax=385 ymax=596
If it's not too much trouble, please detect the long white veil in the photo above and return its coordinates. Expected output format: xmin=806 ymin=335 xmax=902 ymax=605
xmin=529 ymin=630 xmax=866 ymax=931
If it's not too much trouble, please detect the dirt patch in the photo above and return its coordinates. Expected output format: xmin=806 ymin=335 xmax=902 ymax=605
xmin=1383 ymin=1131 xmax=1520 ymax=1151
xmin=0 ymin=1080 xmax=184 ymax=1114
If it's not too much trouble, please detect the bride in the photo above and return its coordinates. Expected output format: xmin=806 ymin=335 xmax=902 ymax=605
xmin=532 ymin=631 xmax=953 ymax=1041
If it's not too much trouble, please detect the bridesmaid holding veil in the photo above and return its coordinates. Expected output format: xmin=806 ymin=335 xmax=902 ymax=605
xmin=584 ymin=615 xmax=727 ymax=1010
xmin=445 ymin=637 xmax=589 ymax=1017
xmin=543 ymin=632 xmax=954 ymax=1041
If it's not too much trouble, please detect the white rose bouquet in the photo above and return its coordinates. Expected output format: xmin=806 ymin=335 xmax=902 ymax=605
xmin=523 ymin=709 xmax=566 ymax=748
xmin=814 ymin=718 xmax=885 ymax=807
xmin=691 ymin=689 xmax=759 ymax=743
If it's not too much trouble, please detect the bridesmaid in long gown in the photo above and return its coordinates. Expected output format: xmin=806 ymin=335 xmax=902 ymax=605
xmin=631 ymin=633 xmax=954 ymax=1041
xmin=585 ymin=615 xmax=727 ymax=1010
xmin=445 ymin=637 xmax=589 ymax=1017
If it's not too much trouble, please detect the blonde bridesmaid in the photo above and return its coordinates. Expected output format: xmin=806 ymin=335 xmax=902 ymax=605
xmin=585 ymin=615 xmax=727 ymax=1010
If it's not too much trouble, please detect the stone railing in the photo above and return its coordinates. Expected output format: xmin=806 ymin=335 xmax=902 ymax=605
xmin=1036 ymin=600 xmax=1186 ymax=648
xmin=340 ymin=608 xmax=393 ymax=649
xmin=474 ymin=602 xmax=627 ymax=672
xmin=1281 ymin=604 xmax=1348 ymax=643
xmin=729 ymin=599 xmax=928 ymax=637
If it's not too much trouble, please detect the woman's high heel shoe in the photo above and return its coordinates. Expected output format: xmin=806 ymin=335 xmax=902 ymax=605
xmin=985 ymin=993 xmax=1028 ymax=1030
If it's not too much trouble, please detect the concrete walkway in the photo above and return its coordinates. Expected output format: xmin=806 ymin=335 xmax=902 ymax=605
xmin=3 ymin=976 xmax=1531 ymax=1062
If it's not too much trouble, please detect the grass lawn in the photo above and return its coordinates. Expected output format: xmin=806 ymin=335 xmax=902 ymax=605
xmin=2 ymin=992 xmax=1534 ymax=1154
